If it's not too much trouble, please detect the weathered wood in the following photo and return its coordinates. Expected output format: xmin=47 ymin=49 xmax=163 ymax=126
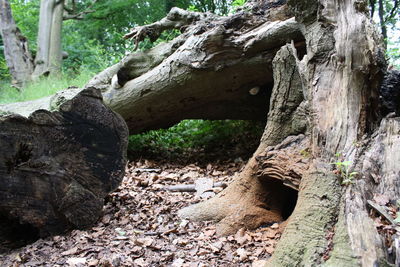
xmin=0 ymin=87 xmax=128 ymax=241
xmin=256 ymin=134 xmax=310 ymax=190
xmin=85 ymin=7 xmax=304 ymax=134
xmin=179 ymin=44 xmax=306 ymax=235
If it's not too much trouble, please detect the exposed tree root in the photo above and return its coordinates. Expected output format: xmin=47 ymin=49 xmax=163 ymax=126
xmin=179 ymin=44 xmax=308 ymax=235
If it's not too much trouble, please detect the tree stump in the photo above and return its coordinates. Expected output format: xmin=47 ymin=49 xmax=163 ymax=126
xmin=0 ymin=87 xmax=128 ymax=246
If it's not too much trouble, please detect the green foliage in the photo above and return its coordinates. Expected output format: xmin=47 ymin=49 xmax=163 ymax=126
xmin=232 ymin=0 xmax=246 ymax=7
xmin=82 ymin=0 xmax=166 ymax=54
xmin=0 ymin=71 xmax=94 ymax=104
xmin=387 ymin=36 xmax=400 ymax=68
xmin=128 ymin=120 xmax=264 ymax=159
xmin=332 ymin=156 xmax=358 ymax=186
xmin=9 ymin=0 xmax=40 ymax=52
xmin=62 ymin=26 xmax=114 ymax=75
xmin=369 ymin=0 xmax=400 ymax=65
xmin=0 ymin=55 xmax=10 ymax=81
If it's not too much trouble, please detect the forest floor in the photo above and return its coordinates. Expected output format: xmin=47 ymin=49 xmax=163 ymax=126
xmin=0 ymin=158 xmax=283 ymax=267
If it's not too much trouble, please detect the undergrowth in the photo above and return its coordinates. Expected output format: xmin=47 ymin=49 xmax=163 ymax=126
xmin=0 ymin=71 xmax=94 ymax=104
xmin=128 ymin=119 xmax=265 ymax=163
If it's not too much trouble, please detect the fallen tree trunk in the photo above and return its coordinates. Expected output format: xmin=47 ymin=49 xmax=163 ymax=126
xmin=0 ymin=88 xmax=128 ymax=244
xmin=85 ymin=5 xmax=304 ymax=134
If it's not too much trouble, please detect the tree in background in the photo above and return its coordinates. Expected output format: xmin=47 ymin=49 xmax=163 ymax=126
xmin=32 ymin=0 xmax=65 ymax=78
xmin=0 ymin=0 xmax=34 ymax=87
xmin=0 ymin=0 xmax=103 ymax=85
xmin=369 ymin=0 xmax=400 ymax=66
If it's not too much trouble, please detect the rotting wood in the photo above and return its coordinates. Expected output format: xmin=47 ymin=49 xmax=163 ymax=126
xmin=0 ymin=87 xmax=128 ymax=241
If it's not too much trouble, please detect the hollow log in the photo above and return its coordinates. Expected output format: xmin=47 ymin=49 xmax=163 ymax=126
xmin=0 ymin=88 xmax=128 ymax=243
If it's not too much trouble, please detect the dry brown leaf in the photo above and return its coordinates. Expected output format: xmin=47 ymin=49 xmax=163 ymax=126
xmin=236 ymin=248 xmax=248 ymax=261
xmin=252 ymin=259 xmax=268 ymax=267
xmin=134 ymin=258 xmax=147 ymax=266
xmin=66 ymin=257 xmax=86 ymax=266
xmin=0 ymin=160 xmax=276 ymax=267
xmin=172 ymin=258 xmax=185 ymax=267
xmin=87 ymin=259 xmax=99 ymax=266
xmin=264 ymin=229 xmax=277 ymax=239
xmin=135 ymin=237 xmax=154 ymax=247
xmin=235 ymin=228 xmax=250 ymax=245
xmin=265 ymin=246 xmax=275 ymax=254
xmin=374 ymin=194 xmax=390 ymax=206
xmin=209 ymin=241 xmax=223 ymax=252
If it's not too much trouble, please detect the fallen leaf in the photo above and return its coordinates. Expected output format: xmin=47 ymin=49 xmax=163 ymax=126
xmin=374 ymin=194 xmax=390 ymax=206
xmin=135 ymin=237 xmax=154 ymax=247
xmin=134 ymin=258 xmax=147 ymax=267
xmin=236 ymin=248 xmax=248 ymax=261
xmin=265 ymin=246 xmax=275 ymax=254
xmin=66 ymin=257 xmax=86 ymax=266
xmin=172 ymin=258 xmax=185 ymax=267
xmin=252 ymin=260 xmax=268 ymax=267
xmin=87 ymin=259 xmax=99 ymax=266
xmin=235 ymin=228 xmax=250 ymax=245
xmin=61 ymin=247 xmax=78 ymax=256
xmin=195 ymin=178 xmax=214 ymax=196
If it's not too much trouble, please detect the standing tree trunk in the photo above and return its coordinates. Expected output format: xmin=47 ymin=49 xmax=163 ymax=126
xmin=0 ymin=0 xmax=34 ymax=87
xmin=33 ymin=0 xmax=65 ymax=78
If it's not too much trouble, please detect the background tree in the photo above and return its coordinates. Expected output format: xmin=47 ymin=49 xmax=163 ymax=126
xmin=0 ymin=0 xmax=34 ymax=87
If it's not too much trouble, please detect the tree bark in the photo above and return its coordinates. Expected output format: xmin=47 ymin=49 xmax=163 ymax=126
xmin=106 ymin=1 xmax=396 ymax=266
xmin=33 ymin=0 xmax=65 ymax=78
xmin=0 ymin=0 xmax=34 ymax=87
xmin=86 ymin=6 xmax=303 ymax=133
xmin=0 ymin=88 xmax=128 ymax=242
xmin=1 ymin=1 xmax=399 ymax=265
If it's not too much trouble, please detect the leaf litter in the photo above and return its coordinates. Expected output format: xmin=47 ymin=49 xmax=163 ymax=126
xmin=0 ymin=159 xmax=283 ymax=267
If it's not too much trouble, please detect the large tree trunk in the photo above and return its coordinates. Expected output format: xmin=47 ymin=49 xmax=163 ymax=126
xmin=176 ymin=0 xmax=397 ymax=265
xmin=33 ymin=0 xmax=65 ymax=78
xmin=0 ymin=0 xmax=34 ymax=87
xmin=0 ymin=88 xmax=128 ymax=245
xmin=86 ymin=5 xmax=303 ymax=133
